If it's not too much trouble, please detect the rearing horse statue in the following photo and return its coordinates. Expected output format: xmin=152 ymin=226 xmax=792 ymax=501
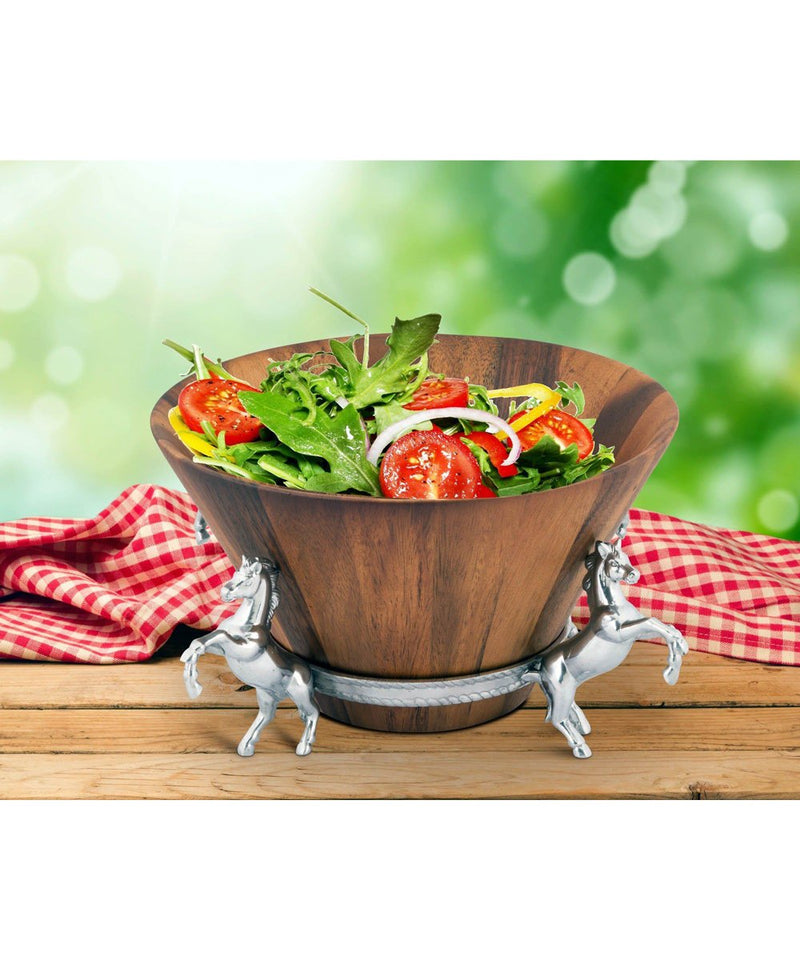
xmin=525 ymin=517 xmax=688 ymax=758
xmin=181 ymin=556 xmax=319 ymax=757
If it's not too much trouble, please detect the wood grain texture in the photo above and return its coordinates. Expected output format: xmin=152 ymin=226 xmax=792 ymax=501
xmin=2 ymin=751 xmax=799 ymax=800
xmin=4 ymin=645 xmax=798 ymax=708
xmin=150 ymin=334 xmax=679 ymax=731
xmin=2 ymin=643 xmax=799 ymax=798
xmin=2 ymin=707 xmax=799 ymax=754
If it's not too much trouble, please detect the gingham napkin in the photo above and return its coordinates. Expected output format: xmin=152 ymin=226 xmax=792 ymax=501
xmin=0 ymin=485 xmax=233 ymax=662
xmin=573 ymin=509 xmax=800 ymax=665
xmin=1 ymin=484 xmax=798 ymax=664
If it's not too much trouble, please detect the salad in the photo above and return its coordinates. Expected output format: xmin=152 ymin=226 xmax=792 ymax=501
xmin=162 ymin=290 xmax=615 ymax=499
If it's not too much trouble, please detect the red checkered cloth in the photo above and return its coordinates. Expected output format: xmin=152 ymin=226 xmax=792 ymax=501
xmin=0 ymin=485 xmax=798 ymax=665
xmin=572 ymin=508 xmax=800 ymax=665
xmin=0 ymin=485 xmax=233 ymax=663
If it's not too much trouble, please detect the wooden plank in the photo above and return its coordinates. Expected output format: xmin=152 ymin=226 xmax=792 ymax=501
xmin=2 ymin=644 xmax=798 ymax=708
xmin=1 ymin=706 xmax=800 ymax=755
xmin=2 ymin=749 xmax=798 ymax=799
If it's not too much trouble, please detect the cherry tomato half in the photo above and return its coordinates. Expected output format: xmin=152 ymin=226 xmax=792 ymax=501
xmin=463 ymin=431 xmax=519 ymax=478
xmin=403 ymin=377 xmax=469 ymax=411
xmin=379 ymin=429 xmax=483 ymax=499
xmin=178 ymin=378 xmax=263 ymax=445
xmin=510 ymin=408 xmax=594 ymax=460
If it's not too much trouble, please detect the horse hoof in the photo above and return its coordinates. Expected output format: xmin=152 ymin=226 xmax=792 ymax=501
xmin=237 ymin=743 xmax=256 ymax=757
xmin=573 ymin=744 xmax=592 ymax=759
xmin=295 ymin=742 xmax=312 ymax=757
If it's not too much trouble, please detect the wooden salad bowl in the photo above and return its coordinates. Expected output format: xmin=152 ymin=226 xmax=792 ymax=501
xmin=151 ymin=334 xmax=679 ymax=733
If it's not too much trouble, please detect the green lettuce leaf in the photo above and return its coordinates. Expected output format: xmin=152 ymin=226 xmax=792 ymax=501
xmin=239 ymin=389 xmax=380 ymax=496
xmin=345 ymin=313 xmax=440 ymax=409
xmin=490 ymin=436 xmax=615 ymax=495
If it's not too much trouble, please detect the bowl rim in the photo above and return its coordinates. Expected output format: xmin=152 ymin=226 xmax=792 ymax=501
xmin=151 ymin=332 xmax=679 ymax=505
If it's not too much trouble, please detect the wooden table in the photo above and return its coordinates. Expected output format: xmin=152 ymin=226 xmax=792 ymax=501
xmin=2 ymin=630 xmax=798 ymax=799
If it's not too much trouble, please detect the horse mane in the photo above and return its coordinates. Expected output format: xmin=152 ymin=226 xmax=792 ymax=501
xmin=582 ymin=547 xmax=606 ymax=593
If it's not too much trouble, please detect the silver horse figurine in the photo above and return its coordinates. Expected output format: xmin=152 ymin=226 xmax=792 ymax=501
xmin=526 ymin=517 xmax=689 ymax=758
xmin=180 ymin=556 xmax=319 ymax=757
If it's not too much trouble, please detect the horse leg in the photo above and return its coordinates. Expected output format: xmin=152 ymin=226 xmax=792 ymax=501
xmin=556 ymin=718 xmax=592 ymax=759
xmin=288 ymin=670 xmax=319 ymax=757
xmin=660 ymin=621 xmax=688 ymax=684
xmin=237 ymin=691 xmax=277 ymax=757
xmin=622 ymin=616 xmax=688 ymax=685
xmin=180 ymin=631 xmax=227 ymax=699
xmin=569 ymin=702 xmax=591 ymax=736
xmin=539 ymin=664 xmax=592 ymax=759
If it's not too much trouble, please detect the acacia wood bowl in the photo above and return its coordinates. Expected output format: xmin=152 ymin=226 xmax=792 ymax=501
xmin=151 ymin=333 xmax=678 ymax=732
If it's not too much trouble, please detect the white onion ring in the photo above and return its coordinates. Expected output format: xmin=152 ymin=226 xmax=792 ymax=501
xmin=367 ymin=407 xmax=522 ymax=468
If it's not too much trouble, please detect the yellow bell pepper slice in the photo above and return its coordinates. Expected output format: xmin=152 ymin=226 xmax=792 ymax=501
xmin=487 ymin=381 xmax=559 ymax=401
xmin=168 ymin=406 xmax=216 ymax=457
xmin=488 ymin=383 xmax=562 ymax=441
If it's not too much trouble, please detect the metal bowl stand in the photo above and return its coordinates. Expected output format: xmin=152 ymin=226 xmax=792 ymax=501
xmin=181 ymin=514 xmax=688 ymax=759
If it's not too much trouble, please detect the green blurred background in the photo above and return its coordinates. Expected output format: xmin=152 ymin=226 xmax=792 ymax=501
xmin=1 ymin=160 xmax=798 ymax=538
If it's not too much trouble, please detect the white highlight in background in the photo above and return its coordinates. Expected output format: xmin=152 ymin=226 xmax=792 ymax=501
xmin=0 ymin=254 xmax=40 ymax=312
xmin=757 ymin=489 xmax=799 ymax=532
xmin=65 ymin=246 xmax=122 ymax=301
xmin=30 ymin=394 xmax=70 ymax=434
xmin=562 ymin=252 xmax=616 ymax=306
xmin=748 ymin=211 xmax=789 ymax=251
xmin=45 ymin=345 xmax=85 ymax=385
xmin=647 ymin=161 xmax=687 ymax=195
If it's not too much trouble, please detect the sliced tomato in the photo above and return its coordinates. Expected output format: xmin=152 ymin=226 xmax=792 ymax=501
xmin=403 ymin=377 xmax=469 ymax=411
xmin=379 ymin=429 xmax=483 ymax=499
xmin=475 ymin=483 xmax=498 ymax=498
xmin=510 ymin=408 xmax=594 ymax=459
xmin=463 ymin=431 xmax=518 ymax=478
xmin=178 ymin=379 xmax=263 ymax=445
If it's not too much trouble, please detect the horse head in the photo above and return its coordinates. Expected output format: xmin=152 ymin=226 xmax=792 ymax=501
xmin=221 ymin=556 xmax=263 ymax=602
xmin=596 ymin=540 xmax=639 ymax=586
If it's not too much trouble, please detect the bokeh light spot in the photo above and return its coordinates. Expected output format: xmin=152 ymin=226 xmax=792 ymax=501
xmin=609 ymin=209 xmax=659 ymax=259
xmin=45 ymin=346 xmax=85 ymax=386
xmin=647 ymin=161 xmax=687 ymax=195
xmin=460 ymin=254 xmax=488 ymax=280
xmin=611 ymin=187 xmax=687 ymax=261
xmin=757 ymin=489 xmax=799 ymax=532
xmin=660 ymin=217 xmax=742 ymax=279
xmin=65 ymin=246 xmax=122 ymax=302
xmin=704 ymin=415 xmax=729 ymax=438
xmin=0 ymin=254 xmax=40 ymax=312
xmin=748 ymin=211 xmax=789 ymax=251
xmin=632 ymin=186 xmax=687 ymax=240
xmin=562 ymin=252 xmax=616 ymax=306
xmin=30 ymin=394 xmax=70 ymax=434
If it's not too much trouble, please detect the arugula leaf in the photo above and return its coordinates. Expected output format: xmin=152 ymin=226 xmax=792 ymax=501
xmin=459 ymin=437 xmax=494 ymax=474
xmin=466 ymin=382 xmax=499 ymax=415
xmin=489 ymin=436 xmax=615 ymax=495
xmin=328 ymin=337 xmax=363 ymax=383
xmin=555 ymin=380 xmax=585 ymax=416
xmin=370 ymin=400 xmax=433 ymax=437
xmin=345 ymin=313 xmax=441 ymax=409
xmin=238 ymin=389 xmax=380 ymax=496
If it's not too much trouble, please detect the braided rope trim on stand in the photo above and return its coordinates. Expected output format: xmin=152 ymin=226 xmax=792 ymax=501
xmin=309 ymin=658 xmax=543 ymax=707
